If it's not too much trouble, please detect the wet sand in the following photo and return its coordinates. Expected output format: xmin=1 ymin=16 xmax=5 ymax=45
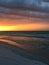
xmin=0 ymin=35 xmax=49 ymax=65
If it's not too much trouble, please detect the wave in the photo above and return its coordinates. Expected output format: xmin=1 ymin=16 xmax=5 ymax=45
xmin=0 ymin=31 xmax=49 ymax=38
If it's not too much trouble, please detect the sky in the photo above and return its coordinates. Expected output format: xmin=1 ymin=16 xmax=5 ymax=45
xmin=0 ymin=0 xmax=49 ymax=31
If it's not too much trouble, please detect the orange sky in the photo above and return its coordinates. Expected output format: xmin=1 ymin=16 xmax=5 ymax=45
xmin=0 ymin=17 xmax=49 ymax=31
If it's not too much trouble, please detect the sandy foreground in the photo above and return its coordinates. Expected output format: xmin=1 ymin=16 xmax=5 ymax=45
xmin=0 ymin=46 xmax=47 ymax=65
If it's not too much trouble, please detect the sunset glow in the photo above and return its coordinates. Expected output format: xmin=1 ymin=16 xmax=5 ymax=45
xmin=0 ymin=26 xmax=16 ymax=31
xmin=0 ymin=22 xmax=49 ymax=31
xmin=0 ymin=15 xmax=49 ymax=31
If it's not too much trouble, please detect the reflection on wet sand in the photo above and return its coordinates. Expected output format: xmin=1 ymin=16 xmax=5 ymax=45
xmin=0 ymin=38 xmax=33 ymax=50
xmin=0 ymin=35 xmax=49 ymax=52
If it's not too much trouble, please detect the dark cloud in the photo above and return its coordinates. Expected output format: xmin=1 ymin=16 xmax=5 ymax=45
xmin=0 ymin=0 xmax=49 ymax=11
xmin=43 ymin=0 xmax=49 ymax=2
xmin=0 ymin=0 xmax=49 ymax=20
